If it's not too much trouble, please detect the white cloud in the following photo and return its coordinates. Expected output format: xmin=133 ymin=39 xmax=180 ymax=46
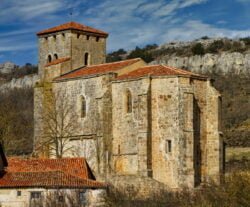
xmin=161 ymin=20 xmax=250 ymax=43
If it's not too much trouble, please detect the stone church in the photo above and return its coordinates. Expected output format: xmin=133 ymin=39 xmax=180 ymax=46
xmin=34 ymin=21 xmax=224 ymax=189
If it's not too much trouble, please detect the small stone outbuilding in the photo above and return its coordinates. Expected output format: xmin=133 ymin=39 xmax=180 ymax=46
xmin=0 ymin=147 xmax=106 ymax=207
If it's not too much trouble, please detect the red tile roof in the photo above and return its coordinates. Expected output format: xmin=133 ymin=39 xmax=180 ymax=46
xmin=116 ymin=65 xmax=207 ymax=80
xmin=37 ymin=22 xmax=108 ymax=37
xmin=0 ymin=157 xmax=106 ymax=189
xmin=45 ymin=57 xmax=70 ymax=67
xmin=54 ymin=58 xmax=142 ymax=81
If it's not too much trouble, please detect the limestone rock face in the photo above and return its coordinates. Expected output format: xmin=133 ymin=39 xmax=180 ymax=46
xmin=0 ymin=61 xmax=16 ymax=74
xmin=151 ymin=52 xmax=250 ymax=74
xmin=0 ymin=74 xmax=39 ymax=90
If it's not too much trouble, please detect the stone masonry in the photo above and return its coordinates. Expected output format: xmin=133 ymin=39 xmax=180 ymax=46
xmin=34 ymin=22 xmax=224 ymax=190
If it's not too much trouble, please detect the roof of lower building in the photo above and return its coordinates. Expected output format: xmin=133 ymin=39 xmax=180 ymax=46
xmin=37 ymin=21 xmax=108 ymax=37
xmin=45 ymin=57 xmax=71 ymax=67
xmin=116 ymin=65 xmax=207 ymax=80
xmin=54 ymin=58 xmax=142 ymax=81
xmin=0 ymin=157 xmax=106 ymax=189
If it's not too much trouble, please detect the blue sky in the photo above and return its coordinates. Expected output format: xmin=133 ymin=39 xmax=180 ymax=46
xmin=0 ymin=0 xmax=250 ymax=65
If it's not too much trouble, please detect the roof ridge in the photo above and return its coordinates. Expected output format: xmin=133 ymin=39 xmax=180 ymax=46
xmin=162 ymin=65 xmax=190 ymax=75
xmin=37 ymin=21 xmax=108 ymax=37
xmin=84 ymin=58 xmax=142 ymax=68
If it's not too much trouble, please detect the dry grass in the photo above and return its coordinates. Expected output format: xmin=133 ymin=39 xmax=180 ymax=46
xmin=226 ymin=147 xmax=250 ymax=161
xmin=105 ymin=172 xmax=250 ymax=207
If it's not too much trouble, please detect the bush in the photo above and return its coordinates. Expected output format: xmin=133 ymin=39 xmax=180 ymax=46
xmin=105 ymin=172 xmax=250 ymax=207
xmin=207 ymin=40 xmax=224 ymax=53
xmin=127 ymin=46 xmax=154 ymax=63
xmin=191 ymin=43 xmax=205 ymax=55
xmin=0 ymin=88 xmax=34 ymax=155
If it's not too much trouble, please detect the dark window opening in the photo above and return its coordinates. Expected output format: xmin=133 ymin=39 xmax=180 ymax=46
xmin=77 ymin=33 xmax=81 ymax=39
xmin=47 ymin=55 xmax=52 ymax=63
xmin=31 ymin=192 xmax=41 ymax=199
xmin=118 ymin=145 xmax=120 ymax=154
xmin=165 ymin=140 xmax=172 ymax=153
xmin=96 ymin=36 xmax=100 ymax=42
xmin=54 ymin=54 xmax=58 ymax=60
xmin=86 ymin=35 xmax=90 ymax=40
xmin=81 ymin=96 xmax=86 ymax=118
xmin=58 ymin=195 xmax=64 ymax=202
xmin=79 ymin=191 xmax=87 ymax=205
xmin=53 ymin=35 xmax=56 ymax=40
xmin=126 ymin=90 xmax=132 ymax=113
xmin=45 ymin=37 xmax=48 ymax=40
xmin=84 ymin=53 xmax=89 ymax=66
xmin=62 ymin=33 xmax=65 ymax=38
xmin=17 ymin=191 xmax=21 ymax=196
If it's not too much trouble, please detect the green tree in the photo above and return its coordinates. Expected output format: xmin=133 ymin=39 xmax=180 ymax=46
xmin=191 ymin=43 xmax=205 ymax=55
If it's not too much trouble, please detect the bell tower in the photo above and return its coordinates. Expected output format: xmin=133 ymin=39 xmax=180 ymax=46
xmin=37 ymin=22 xmax=108 ymax=79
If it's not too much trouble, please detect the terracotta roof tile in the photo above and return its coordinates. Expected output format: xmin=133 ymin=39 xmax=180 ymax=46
xmin=54 ymin=58 xmax=142 ymax=81
xmin=0 ymin=171 xmax=105 ymax=188
xmin=45 ymin=57 xmax=70 ymax=67
xmin=37 ymin=22 xmax=108 ymax=37
xmin=116 ymin=65 xmax=207 ymax=80
xmin=0 ymin=157 xmax=106 ymax=189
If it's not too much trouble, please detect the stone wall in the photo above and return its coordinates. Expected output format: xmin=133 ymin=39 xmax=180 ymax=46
xmin=38 ymin=30 xmax=106 ymax=79
xmin=151 ymin=77 xmax=180 ymax=188
xmin=0 ymin=188 xmax=106 ymax=207
xmin=51 ymin=74 xmax=114 ymax=175
xmin=111 ymin=75 xmax=222 ymax=189
xmin=111 ymin=78 xmax=151 ymax=176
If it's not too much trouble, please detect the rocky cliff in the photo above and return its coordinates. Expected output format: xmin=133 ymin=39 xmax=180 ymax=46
xmin=151 ymin=52 xmax=250 ymax=74
xmin=0 ymin=61 xmax=16 ymax=74
xmin=0 ymin=74 xmax=39 ymax=91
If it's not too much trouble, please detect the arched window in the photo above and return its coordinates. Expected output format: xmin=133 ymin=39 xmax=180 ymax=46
xmin=47 ymin=55 xmax=52 ymax=63
xmin=81 ymin=96 xmax=86 ymax=118
xmin=54 ymin=54 xmax=58 ymax=60
xmin=125 ymin=89 xmax=132 ymax=113
xmin=84 ymin=53 xmax=89 ymax=66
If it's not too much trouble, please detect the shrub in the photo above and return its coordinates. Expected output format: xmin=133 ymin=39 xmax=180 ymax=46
xmin=105 ymin=172 xmax=250 ymax=207
xmin=191 ymin=43 xmax=205 ymax=55
xmin=207 ymin=40 xmax=224 ymax=53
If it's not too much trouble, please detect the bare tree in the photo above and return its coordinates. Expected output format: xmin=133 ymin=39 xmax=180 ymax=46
xmin=36 ymin=89 xmax=78 ymax=158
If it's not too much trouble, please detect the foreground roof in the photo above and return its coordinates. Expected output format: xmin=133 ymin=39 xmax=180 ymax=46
xmin=0 ymin=157 xmax=106 ymax=189
xmin=37 ymin=22 xmax=108 ymax=37
xmin=54 ymin=58 xmax=142 ymax=81
xmin=116 ymin=65 xmax=207 ymax=80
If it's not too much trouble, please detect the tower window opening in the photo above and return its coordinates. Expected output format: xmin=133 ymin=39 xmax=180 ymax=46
xmin=53 ymin=35 xmax=56 ymax=40
xmin=62 ymin=33 xmax=65 ymax=38
xmin=47 ymin=55 xmax=52 ymax=63
xmin=77 ymin=33 xmax=81 ymax=39
xmin=54 ymin=54 xmax=58 ymax=60
xmin=86 ymin=35 xmax=90 ymax=40
xmin=118 ymin=145 xmax=121 ymax=155
xmin=125 ymin=89 xmax=132 ymax=113
xmin=81 ymin=96 xmax=86 ymax=118
xmin=84 ymin=53 xmax=89 ymax=66
xmin=96 ymin=36 xmax=100 ymax=42
xmin=165 ymin=140 xmax=172 ymax=153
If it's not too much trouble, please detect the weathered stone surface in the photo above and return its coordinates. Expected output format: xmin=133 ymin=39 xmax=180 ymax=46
xmin=34 ymin=22 xmax=223 ymax=192
xmin=151 ymin=52 xmax=250 ymax=74
xmin=0 ymin=61 xmax=16 ymax=74
xmin=0 ymin=74 xmax=39 ymax=91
